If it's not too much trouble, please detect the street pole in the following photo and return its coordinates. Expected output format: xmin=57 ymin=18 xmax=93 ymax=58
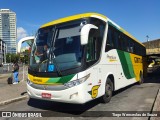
xmin=22 ymin=62 xmax=24 ymax=81
xmin=4 ymin=44 xmax=7 ymax=63
xmin=146 ymin=35 xmax=149 ymax=42
xmin=146 ymin=35 xmax=150 ymax=54
xmin=1 ymin=40 xmax=2 ymax=64
xmin=22 ymin=56 xmax=25 ymax=81
xmin=8 ymin=55 xmax=11 ymax=71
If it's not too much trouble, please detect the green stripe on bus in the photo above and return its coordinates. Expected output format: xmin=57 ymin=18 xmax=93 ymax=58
xmin=124 ymin=53 xmax=135 ymax=78
xmin=117 ymin=50 xmax=135 ymax=79
xmin=46 ymin=74 xmax=76 ymax=84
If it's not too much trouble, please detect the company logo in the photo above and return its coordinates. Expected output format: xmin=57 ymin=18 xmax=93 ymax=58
xmin=1 ymin=112 xmax=42 ymax=118
xmin=107 ymin=54 xmax=117 ymax=62
xmin=33 ymin=78 xmax=42 ymax=82
xmin=2 ymin=112 xmax=11 ymax=117
xmin=88 ymin=85 xmax=100 ymax=99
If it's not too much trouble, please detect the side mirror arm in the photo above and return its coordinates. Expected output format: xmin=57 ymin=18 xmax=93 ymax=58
xmin=80 ymin=24 xmax=98 ymax=45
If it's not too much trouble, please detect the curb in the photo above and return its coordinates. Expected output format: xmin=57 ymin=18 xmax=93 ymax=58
xmin=0 ymin=95 xmax=29 ymax=106
xmin=150 ymin=89 xmax=160 ymax=120
xmin=152 ymin=89 xmax=160 ymax=111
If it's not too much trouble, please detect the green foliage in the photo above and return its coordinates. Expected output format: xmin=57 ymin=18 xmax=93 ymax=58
xmin=20 ymin=50 xmax=30 ymax=64
xmin=6 ymin=50 xmax=30 ymax=64
xmin=6 ymin=53 xmax=19 ymax=63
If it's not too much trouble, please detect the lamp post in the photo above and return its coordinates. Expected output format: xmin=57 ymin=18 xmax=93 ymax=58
xmin=146 ymin=35 xmax=149 ymax=42
xmin=146 ymin=35 xmax=150 ymax=55
xmin=4 ymin=44 xmax=7 ymax=63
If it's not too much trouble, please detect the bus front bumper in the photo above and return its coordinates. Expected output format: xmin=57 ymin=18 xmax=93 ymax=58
xmin=27 ymin=82 xmax=91 ymax=104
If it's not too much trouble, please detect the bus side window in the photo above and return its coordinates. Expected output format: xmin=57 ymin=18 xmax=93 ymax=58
xmin=126 ymin=37 xmax=130 ymax=52
xmin=105 ymin=27 xmax=113 ymax=52
xmin=118 ymin=33 xmax=121 ymax=50
xmin=123 ymin=35 xmax=128 ymax=52
xmin=119 ymin=33 xmax=124 ymax=50
xmin=86 ymin=29 xmax=96 ymax=62
xmin=113 ymin=30 xmax=119 ymax=49
xmin=130 ymin=41 xmax=134 ymax=53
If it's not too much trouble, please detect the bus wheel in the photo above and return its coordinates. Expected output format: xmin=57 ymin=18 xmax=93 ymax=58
xmin=139 ymin=72 xmax=144 ymax=84
xmin=100 ymin=78 xmax=113 ymax=103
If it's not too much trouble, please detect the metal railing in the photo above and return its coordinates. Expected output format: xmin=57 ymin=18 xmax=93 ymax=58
xmin=0 ymin=64 xmax=13 ymax=74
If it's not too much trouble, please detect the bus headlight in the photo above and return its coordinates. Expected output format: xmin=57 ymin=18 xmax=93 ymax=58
xmin=64 ymin=74 xmax=90 ymax=88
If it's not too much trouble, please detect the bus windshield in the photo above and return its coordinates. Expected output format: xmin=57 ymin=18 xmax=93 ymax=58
xmin=29 ymin=22 xmax=84 ymax=73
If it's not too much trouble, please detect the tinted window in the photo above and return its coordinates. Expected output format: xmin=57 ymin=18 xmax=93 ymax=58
xmin=87 ymin=29 xmax=96 ymax=62
xmin=86 ymin=18 xmax=105 ymax=66
xmin=105 ymin=23 xmax=146 ymax=56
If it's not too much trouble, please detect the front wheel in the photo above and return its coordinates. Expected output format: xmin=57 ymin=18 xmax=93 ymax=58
xmin=100 ymin=78 xmax=113 ymax=103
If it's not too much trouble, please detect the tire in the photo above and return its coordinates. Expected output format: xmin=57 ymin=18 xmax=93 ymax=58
xmin=138 ymin=72 xmax=144 ymax=84
xmin=100 ymin=78 xmax=113 ymax=103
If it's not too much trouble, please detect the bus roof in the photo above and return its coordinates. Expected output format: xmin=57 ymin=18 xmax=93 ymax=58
xmin=40 ymin=13 xmax=107 ymax=28
xmin=40 ymin=12 xmax=144 ymax=47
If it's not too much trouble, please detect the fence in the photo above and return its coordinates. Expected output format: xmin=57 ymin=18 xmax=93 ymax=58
xmin=0 ymin=64 xmax=13 ymax=74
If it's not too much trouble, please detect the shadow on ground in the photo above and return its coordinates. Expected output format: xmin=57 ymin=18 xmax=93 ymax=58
xmin=145 ymin=65 xmax=160 ymax=83
xmin=28 ymin=97 xmax=101 ymax=117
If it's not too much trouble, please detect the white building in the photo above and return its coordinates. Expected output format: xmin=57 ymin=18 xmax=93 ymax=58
xmin=0 ymin=9 xmax=17 ymax=53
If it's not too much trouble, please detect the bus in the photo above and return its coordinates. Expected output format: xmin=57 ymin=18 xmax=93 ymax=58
xmin=27 ymin=13 xmax=146 ymax=104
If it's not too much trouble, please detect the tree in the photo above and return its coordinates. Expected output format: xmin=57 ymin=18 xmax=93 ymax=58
xmin=20 ymin=50 xmax=29 ymax=64
xmin=6 ymin=53 xmax=19 ymax=63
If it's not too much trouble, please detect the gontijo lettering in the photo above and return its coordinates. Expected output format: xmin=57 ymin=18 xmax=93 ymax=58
xmin=33 ymin=79 xmax=42 ymax=82
xmin=134 ymin=57 xmax=142 ymax=63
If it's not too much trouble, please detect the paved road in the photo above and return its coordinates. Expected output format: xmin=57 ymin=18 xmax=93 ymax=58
xmin=0 ymin=77 xmax=159 ymax=120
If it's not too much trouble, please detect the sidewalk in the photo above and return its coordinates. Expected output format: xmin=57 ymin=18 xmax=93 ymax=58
xmin=0 ymin=66 xmax=28 ymax=106
xmin=0 ymin=80 xmax=28 ymax=106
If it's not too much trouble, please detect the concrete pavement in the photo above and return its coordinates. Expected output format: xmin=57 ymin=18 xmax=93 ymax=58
xmin=0 ymin=65 xmax=28 ymax=106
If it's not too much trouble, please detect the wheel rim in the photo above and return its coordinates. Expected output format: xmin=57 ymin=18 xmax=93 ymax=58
xmin=105 ymin=83 xmax=112 ymax=98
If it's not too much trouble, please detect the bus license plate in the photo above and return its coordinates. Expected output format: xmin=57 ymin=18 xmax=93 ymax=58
xmin=42 ymin=93 xmax=51 ymax=99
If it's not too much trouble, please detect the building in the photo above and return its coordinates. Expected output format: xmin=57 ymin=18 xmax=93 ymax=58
xmin=0 ymin=9 xmax=17 ymax=53
xmin=143 ymin=39 xmax=160 ymax=68
xmin=0 ymin=39 xmax=7 ymax=65
xmin=143 ymin=39 xmax=160 ymax=55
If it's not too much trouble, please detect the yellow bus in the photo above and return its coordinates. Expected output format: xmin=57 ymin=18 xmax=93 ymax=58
xmin=27 ymin=13 xmax=146 ymax=104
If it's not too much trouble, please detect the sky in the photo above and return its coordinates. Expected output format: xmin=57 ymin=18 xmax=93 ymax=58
xmin=0 ymin=0 xmax=160 ymax=43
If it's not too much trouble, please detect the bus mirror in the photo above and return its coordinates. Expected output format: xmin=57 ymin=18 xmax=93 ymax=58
xmin=80 ymin=24 xmax=98 ymax=45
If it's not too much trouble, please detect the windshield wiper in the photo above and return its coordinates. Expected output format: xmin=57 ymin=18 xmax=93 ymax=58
xmin=49 ymin=28 xmax=63 ymax=76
